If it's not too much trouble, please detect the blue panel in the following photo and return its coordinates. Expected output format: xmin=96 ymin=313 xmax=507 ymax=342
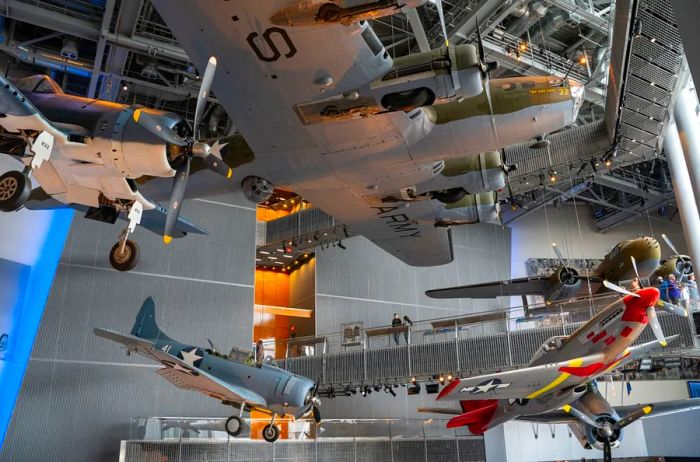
xmin=0 ymin=209 xmax=73 ymax=449
xmin=688 ymin=381 xmax=700 ymax=398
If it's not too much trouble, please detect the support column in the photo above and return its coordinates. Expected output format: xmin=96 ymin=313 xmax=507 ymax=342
xmin=673 ymin=87 xmax=700 ymax=205
xmin=663 ymin=122 xmax=700 ymax=268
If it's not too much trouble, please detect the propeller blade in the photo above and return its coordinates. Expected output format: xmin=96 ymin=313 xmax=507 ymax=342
xmin=312 ymin=405 xmax=321 ymax=424
xmin=631 ymin=256 xmax=641 ymax=281
xmin=561 ymin=404 xmax=603 ymax=429
xmin=475 ymin=16 xmax=485 ymax=63
xmin=194 ymin=56 xmax=217 ymax=138
xmin=603 ymin=280 xmax=640 ymax=298
xmin=435 ymin=0 xmax=448 ymax=47
xmin=614 ymin=405 xmax=653 ymax=430
xmin=603 ymin=439 xmax=612 ymax=462
xmin=205 ymin=140 xmax=232 ymax=177
xmin=646 ymin=306 xmax=667 ymax=346
xmin=661 ymin=233 xmax=681 ymax=256
xmin=133 ymin=109 xmax=187 ymax=146
xmin=163 ymin=156 xmax=191 ymax=245
xmin=655 ymin=299 xmax=688 ymax=317
xmin=552 ymin=242 xmax=566 ymax=267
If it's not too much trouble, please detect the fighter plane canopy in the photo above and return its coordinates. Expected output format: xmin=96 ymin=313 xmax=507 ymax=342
xmin=15 ymin=75 xmax=64 ymax=95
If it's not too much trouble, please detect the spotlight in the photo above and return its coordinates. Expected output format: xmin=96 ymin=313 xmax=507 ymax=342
xmin=578 ymin=54 xmax=587 ymax=65
xmin=387 ymin=385 xmax=396 ymax=397
xmin=439 ymin=375 xmax=445 ymax=384
xmin=411 ymin=377 xmax=417 ymax=384
xmin=122 ymin=84 xmax=128 ymax=91
xmin=605 ymin=159 xmax=613 ymax=168
xmin=338 ymin=241 xmax=346 ymax=250
xmin=425 ymin=383 xmax=440 ymax=394
xmin=373 ymin=383 xmax=382 ymax=392
xmin=447 ymin=374 xmax=453 ymax=382
xmin=407 ymin=383 xmax=421 ymax=395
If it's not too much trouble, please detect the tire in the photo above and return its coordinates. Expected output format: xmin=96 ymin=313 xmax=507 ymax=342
xmin=433 ymin=188 xmax=467 ymax=204
xmin=262 ymin=423 xmax=280 ymax=443
xmin=109 ymin=240 xmax=140 ymax=272
xmin=0 ymin=171 xmax=30 ymax=212
xmin=317 ymin=3 xmax=343 ymax=22
xmin=225 ymin=416 xmax=243 ymax=437
xmin=381 ymin=88 xmax=435 ymax=112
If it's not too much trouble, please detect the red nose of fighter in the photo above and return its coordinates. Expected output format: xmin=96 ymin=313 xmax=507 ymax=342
xmin=621 ymin=287 xmax=660 ymax=323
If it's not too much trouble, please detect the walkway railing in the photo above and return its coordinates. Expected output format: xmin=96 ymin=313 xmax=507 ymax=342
xmin=266 ymin=295 xmax=699 ymax=388
xmin=122 ymin=417 xmax=485 ymax=462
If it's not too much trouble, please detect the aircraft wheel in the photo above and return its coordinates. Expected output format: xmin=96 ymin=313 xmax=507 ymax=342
xmin=381 ymin=88 xmax=435 ymax=112
xmin=262 ymin=423 xmax=280 ymax=443
xmin=225 ymin=416 xmax=243 ymax=437
xmin=0 ymin=171 xmax=30 ymax=212
xmin=109 ymin=240 xmax=140 ymax=272
xmin=433 ymin=188 xmax=467 ymax=204
xmin=317 ymin=3 xmax=343 ymax=22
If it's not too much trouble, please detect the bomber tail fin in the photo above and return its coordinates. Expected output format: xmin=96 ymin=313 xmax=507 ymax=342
xmin=130 ymin=297 xmax=173 ymax=342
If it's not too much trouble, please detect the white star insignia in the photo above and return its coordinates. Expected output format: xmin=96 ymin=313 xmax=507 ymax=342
xmin=180 ymin=347 xmax=203 ymax=367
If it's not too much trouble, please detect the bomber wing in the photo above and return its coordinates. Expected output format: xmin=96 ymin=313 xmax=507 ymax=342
xmin=151 ymin=1 xmax=457 ymax=266
xmin=426 ymin=276 xmax=550 ymax=299
xmin=94 ymin=328 xmax=267 ymax=408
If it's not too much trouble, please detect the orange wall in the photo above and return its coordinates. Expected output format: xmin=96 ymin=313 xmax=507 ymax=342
xmin=254 ymin=269 xmax=292 ymax=357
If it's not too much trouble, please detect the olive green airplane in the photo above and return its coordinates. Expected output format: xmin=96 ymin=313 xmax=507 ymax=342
xmin=0 ymin=0 xmax=584 ymax=269
xmin=426 ymin=235 xmax=693 ymax=303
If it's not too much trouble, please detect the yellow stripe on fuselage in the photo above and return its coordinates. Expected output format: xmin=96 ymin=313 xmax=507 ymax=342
xmin=526 ymin=358 xmax=584 ymax=399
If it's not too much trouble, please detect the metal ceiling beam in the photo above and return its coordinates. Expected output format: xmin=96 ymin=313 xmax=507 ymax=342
xmin=546 ymin=0 xmax=609 ymax=35
xmin=446 ymin=0 xmax=508 ymax=44
xmin=592 ymin=174 xmax=667 ymax=200
xmin=404 ymin=7 xmax=430 ymax=52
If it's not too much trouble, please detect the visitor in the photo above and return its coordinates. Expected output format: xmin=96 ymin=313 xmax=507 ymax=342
xmin=630 ymin=278 xmax=641 ymax=291
xmin=658 ymin=276 xmax=669 ymax=302
xmin=687 ymin=274 xmax=699 ymax=311
xmin=668 ymin=274 xmax=681 ymax=305
xmin=255 ymin=339 xmax=264 ymax=367
xmin=391 ymin=313 xmax=402 ymax=345
xmin=680 ymin=282 xmax=690 ymax=309
xmin=403 ymin=315 xmax=413 ymax=344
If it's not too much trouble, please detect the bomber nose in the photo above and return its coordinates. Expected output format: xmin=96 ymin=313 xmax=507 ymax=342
xmin=568 ymin=78 xmax=585 ymax=119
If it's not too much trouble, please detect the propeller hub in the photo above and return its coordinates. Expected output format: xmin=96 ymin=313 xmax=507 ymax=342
xmin=191 ymin=141 xmax=211 ymax=158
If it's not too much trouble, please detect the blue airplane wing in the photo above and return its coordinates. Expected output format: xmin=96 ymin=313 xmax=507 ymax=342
xmin=94 ymin=328 xmax=266 ymax=408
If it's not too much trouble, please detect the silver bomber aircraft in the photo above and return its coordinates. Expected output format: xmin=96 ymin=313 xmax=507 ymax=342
xmin=147 ymin=0 xmax=585 ymax=267
xmin=419 ymin=281 xmax=698 ymax=462
xmin=94 ymin=297 xmax=321 ymax=442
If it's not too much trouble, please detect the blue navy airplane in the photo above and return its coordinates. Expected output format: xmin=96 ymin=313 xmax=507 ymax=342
xmin=94 ymin=297 xmax=321 ymax=442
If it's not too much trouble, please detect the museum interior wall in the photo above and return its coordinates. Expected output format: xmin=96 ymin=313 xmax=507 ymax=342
xmin=315 ymin=224 xmax=511 ymax=420
xmin=0 ymin=191 xmax=257 ymax=462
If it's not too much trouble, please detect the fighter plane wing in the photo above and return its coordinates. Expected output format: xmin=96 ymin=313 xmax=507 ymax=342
xmin=0 ymin=74 xmax=70 ymax=141
xmin=426 ymin=276 xmax=550 ymax=299
xmin=94 ymin=328 xmax=267 ymax=407
xmin=436 ymin=352 xmax=610 ymax=402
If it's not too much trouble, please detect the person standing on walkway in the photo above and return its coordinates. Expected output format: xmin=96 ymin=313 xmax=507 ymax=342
xmin=391 ymin=313 xmax=402 ymax=346
xmin=402 ymin=315 xmax=413 ymax=344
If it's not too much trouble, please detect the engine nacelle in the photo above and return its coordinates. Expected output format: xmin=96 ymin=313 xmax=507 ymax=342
xmin=271 ymin=0 xmax=428 ymax=27
xmin=241 ymin=176 xmax=275 ymax=204
xmin=434 ymin=191 xmax=500 ymax=226
xmin=583 ymin=415 xmax=623 ymax=451
xmin=651 ymin=255 xmax=693 ymax=282
xmin=417 ymin=151 xmax=506 ymax=196
xmin=115 ymin=108 xmax=182 ymax=179
xmin=375 ymin=45 xmax=483 ymax=112
xmin=543 ymin=266 xmax=581 ymax=302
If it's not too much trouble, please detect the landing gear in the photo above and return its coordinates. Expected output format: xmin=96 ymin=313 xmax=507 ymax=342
xmin=225 ymin=415 xmax=243 ymax=437
xmin=109 ymin=202 xmax=143 ymax=271
xmin=262 ymin=413 xmax=280 ymax=443
xmin=0 ymin=171 xmax=30 ymax=212
xmin=109 ymin=238 xmax=140 ymax=272
xmin=317 ymin=3 xmax=342 ymax=22
xmin=433 ymin=188 xmax=467 ymax=204
xmin=262 ymin=423 xmax=280 ymax=443
xmin=529 ymin=134 xmax=550 ymax=150
xmin=381 ymin=88 xmax=436 ymax=112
